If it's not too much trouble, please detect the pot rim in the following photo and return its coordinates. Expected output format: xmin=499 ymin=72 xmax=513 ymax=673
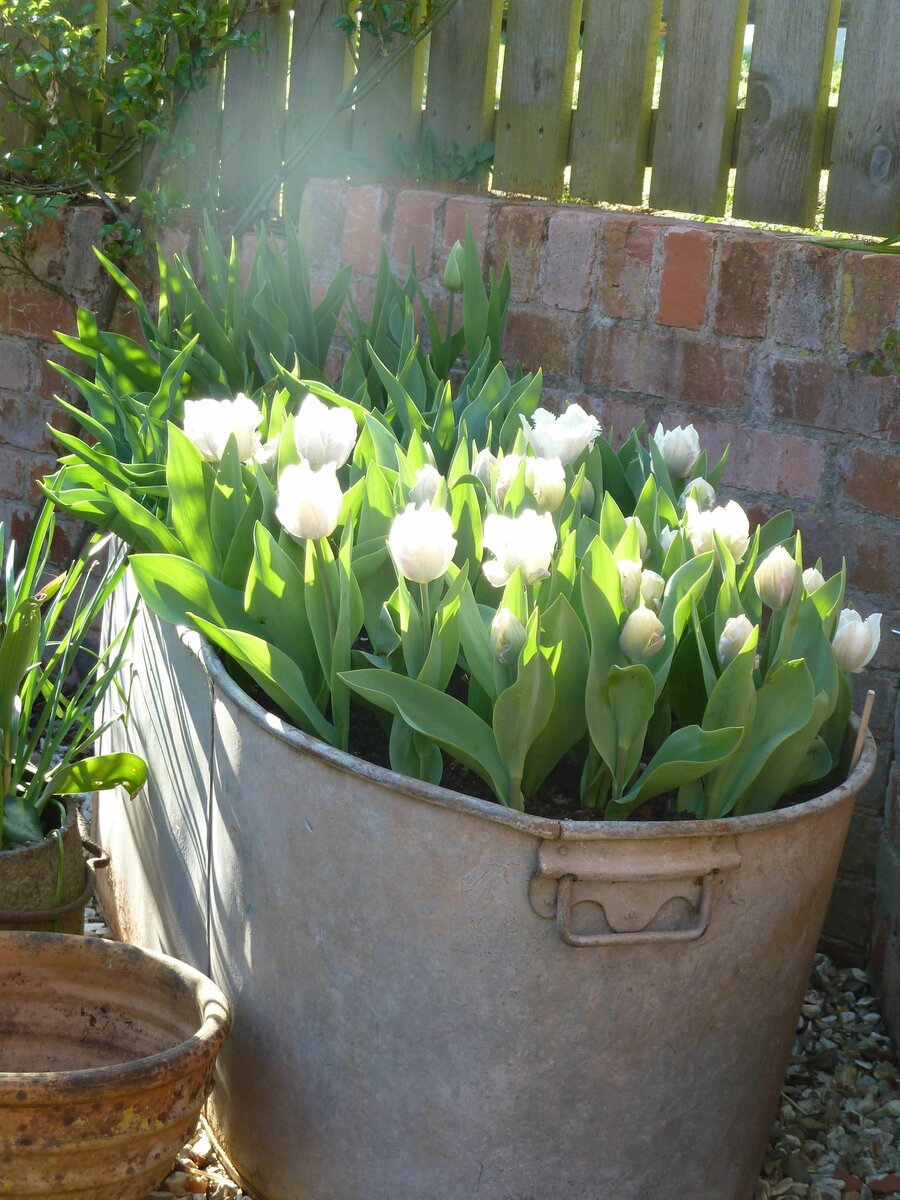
xmin=0 ymin=796 xmax=79 ymax=862
xmin=0 ymin=931 xmax=231 ymax=1103
xmin=177 ymin=623 xmax=877 ymax=842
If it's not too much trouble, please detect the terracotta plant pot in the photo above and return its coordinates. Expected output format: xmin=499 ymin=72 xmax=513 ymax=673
xmin=0 ymin=800 xmax=103 ymax=935
xmin=0 ymin=930 xmax=231 ymax=1199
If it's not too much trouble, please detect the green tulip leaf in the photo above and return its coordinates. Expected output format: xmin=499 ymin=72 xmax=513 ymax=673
xmin=49 ymin=752 xmax=148 ymax=798
xmin=611 ymin=725 xmax=743 ymax=818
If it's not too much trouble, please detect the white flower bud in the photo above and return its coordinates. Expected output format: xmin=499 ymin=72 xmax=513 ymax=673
xmin=525 ymin=456 xmax=566 ymax=513
xmin=682 ymin=476 xmax=716 ymax=511
xmin=580 ymin=478 xmax=595 ymax=514
xmin=802 ymin=567 xmax=826 ymax=595
xmin=409 ymin=464 xmax=443 ymax=506
xmin=294 ymin=393 xmax=358 ymax=470
xmin=443 ymin=240 xmax=464 ymax=292
xmin=754 ymin=546 xmax=797 ymax=610
xmin=625 ymin=515 xmax=648 ymax=561
xmin=183 ymin=394 xmax=264 ymax=464
xmin=685 ymin=498 xmax=751 ymax=563
xmin=482 ymin=510 xmax=557 ymax=588
xmin=276 ymin=462 xmax=343 ymax=540
xmin=717 ymin=614 xmax=756 ymax=667
xmin=472 ymin=448 xmax=497 ymax=489
xmin=653 ymin=422 xmax=701 ymax=478
xmin=494 ymin=453 xmax=523 ymax=508
xmin=832 ymin=609 xmax=882 ymax=673
xmin=523 ymin=403 xmax=601 ymax=465
xmin=490 ymin=607 xmax=527 ymax=665
xmin=619 ymin=605 xmax=666 ymax=662
xmin=388 ymin=504 xmax=457 ymax=584
xmin=640 ymin=570 xmax=665 ymax=613
xmin=659 ymin=524 xmax=677 ymax=554
xmin=617 ymin=559 xmax=643 ymax=610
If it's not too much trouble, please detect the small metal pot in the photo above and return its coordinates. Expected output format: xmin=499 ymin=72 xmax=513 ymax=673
xmin=0 ymin=930 xmax=231 ymax=1199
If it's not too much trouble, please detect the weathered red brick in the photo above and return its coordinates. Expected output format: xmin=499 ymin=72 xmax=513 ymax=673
xmin=0 ymin=448 xmax=25 ymax=499
xmin=800 ymin=514 xmax=899 ymax=601
xmin=491 ymin=205 xmax=547 ymax=302
xmin=442 ymin=195 xmax=497 ymax=261
xmin=0 ymin=287 xmax=77 ymax=339
xmin=596 ymin=217 xmax=656 ymax=320
xmin=9 ymin=503 xmax=79 ymax=563
xmin=348 ymin=276 xmax=378 ymax=324
xmin=0 ymin=395 xmax=57 ymax=452
xmin=689 ymin=417 xmax=825 ymax=501
xmin=540 ymin=209 xmax=597 ymax=312
xmin=839 ymin=251 xmax=900 ymax=353
xmin=503 ymin=310 xmax=580 ymax=377
xmin=340 ymin=184 xmax=388 ymax=276
xmin=772 ymin=241 xmax=839 ymax=352
xmin=656 ymin=228 xmax=715 ymax=331
xmin=27 ymin=451 xmax=60 ymax=504
xmin=714 ymin=235 xmax=776 ymax=339
xmin=0 ymin=336 xmax=34 ymax=391
xmin=762 ymin=358 xmax=900 ymax=442
xmin=298 ymin=178 xmax=349 ymax=275
xmin=842 ymin=445 xmax=900 ymax=519
xmin=583 ymin=326 xmax=748 ymax=408
xmin=391 ymin=190 xmax=444 ymax=278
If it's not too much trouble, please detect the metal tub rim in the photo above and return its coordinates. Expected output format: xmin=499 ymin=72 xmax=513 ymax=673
xmin=180 ymin=622 xmax=877 ymax=843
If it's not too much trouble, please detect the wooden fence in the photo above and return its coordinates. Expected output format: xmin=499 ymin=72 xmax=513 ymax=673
xmin=1 ymin=0 xmax=898 ymax=236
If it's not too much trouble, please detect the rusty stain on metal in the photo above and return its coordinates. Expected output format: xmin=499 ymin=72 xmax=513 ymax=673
xmin=0 ymin=930 xmax=231 ymax=1199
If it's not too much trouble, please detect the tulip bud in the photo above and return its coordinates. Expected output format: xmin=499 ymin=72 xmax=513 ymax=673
xmin=659 ymin=524 xmax=677 ymax=554
xmin=717 ymin=614 xmax=756 ymax=667
xmin=494 ymin=453 xmax=523 ymax=508
xmin=682 ymin=476 xmax=716 ymax=512
xmin=619 ymin=605 xmax=666 ymax=661
xmin=832 ymin=609 xmax=882 ymax=673
xmin=482 ymin=510 xmax=557 ymax=587
xmin=625 ymin=515 xmax=648 ymax=561
xmin=294 ymin=393 xmax=358 ymax=470
xmin=640 ymin=570 xmax=665 ymax=613
xmin=754 ymin=546 xmax=797 ymax=610
xmin=617 ymin=559 xmax=643 ymax=610
xmin=490 ymin=607 xmax=527 ymax=665
xmin=523 ymin=403 xmax=601 ymax=465
xmin=685 ymin=498 xmax=751 ymax=563
xmin=652 ymin=422 xmax=701 ymax=478
xmin=580 ymin=478 xmax=595 ymax=515
xmin=388 ymin=504 xmax=457 ymax=584
xmin=443 ymin=240 xmax=465 ymax=292
xmin=409 ymin=464 xmax=442 ymax=506
xmin=276 ymin=462 xmax=343 ymax=541
xmin=183 ymin=394 xmax=265 ymax=464
xmin=802 ymin=567 xmax=826 ymax=595
xmin=525 ymin=456 xmax=566 ymax=513
xmin=472 ymin=447 xmax=497 ymax=489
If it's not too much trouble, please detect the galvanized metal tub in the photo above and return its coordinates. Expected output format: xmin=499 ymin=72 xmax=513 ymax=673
xmin=0 ymin=929 xmax=231 ymax=1199
xmin=96 ymin=581 xmax=877 ymax=1200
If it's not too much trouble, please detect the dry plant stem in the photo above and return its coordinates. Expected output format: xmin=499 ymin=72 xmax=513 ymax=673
xmin=850 ymin=689 xmax=875 ymax=772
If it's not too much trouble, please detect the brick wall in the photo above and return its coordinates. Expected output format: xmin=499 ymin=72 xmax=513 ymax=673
xmin=0 ymin=191 xmax=897 ymax=1025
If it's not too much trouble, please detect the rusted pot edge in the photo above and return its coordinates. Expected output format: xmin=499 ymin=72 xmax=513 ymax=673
xmin=177 ymin=622 xmax=877 ymax=843
xmin=0 ymin=931 xmax=231 ymax=1103
xmin=0 ymin=797 xmax=80 ymax=866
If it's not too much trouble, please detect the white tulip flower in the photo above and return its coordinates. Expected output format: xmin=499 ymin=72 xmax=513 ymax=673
xmin=293 ymin=393 xmax=358 ymax=470
xmin=640 ymin=570 xmax=665 ymax=613
xmin=482 ymin=511 xmax=557 ymax=587
xmin=685 ymin=498 xmax=751 ymax=563
xmin=832 ymin=609 xmax=882 ymax=673
xmin=624 ymin=515 xmax=648 ymax=561
xmin=803 ymin=567 xmax=826 ymax=595
xmin=619 ymin=605 xmax=666 ymax=661
xmin=183 ymin=394 xmax=264 ymax=464
xmin=659 ymin=524 xmax=677 ymax=554
xmin=523 ymin=403 xmax=601 ymax=465
xmin=525 ymin=456 xmax=566 ymax=513
xmin=653 ymin=422 xmax=701 ymax=478
xmin=490 ymin=607 xmax=527 ymax=665
xmin=754 ymin=546 xmax=797 ymax=610
xmin=617 ymin=559 xmax=643 ymax=610
xmin=276 ymin=462 xmax=343 ymax=541
xmin=472 ymin=448 xmax=497 ymax=489
xmin=388 ymin=504 xmax=457 ymax=584
xmin=409 ymin=464 xmax=443 ymax=506
xmin=717 ymin=614 xmax=756 ymax=667
xmin=682 ymin=476 xmax=716 ymax=512
xmin=495 ymin=454 xmax=525 ymax=508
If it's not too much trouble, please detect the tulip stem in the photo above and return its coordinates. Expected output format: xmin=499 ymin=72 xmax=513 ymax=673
xmin=314 ymin=538 xmax=337 ymax=648
xmin=420 ymin=582 xmax=432 ymax=668
xmin=445 ymin=292 xmax=456 ymax=363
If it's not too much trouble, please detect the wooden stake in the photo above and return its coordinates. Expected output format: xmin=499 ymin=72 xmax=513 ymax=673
xmin=850 ymin=689 xmax=875 ymax=772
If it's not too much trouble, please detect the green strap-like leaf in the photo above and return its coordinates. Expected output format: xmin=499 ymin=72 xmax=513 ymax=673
xmin=49 ymin=752 xmax=148 ymax=798
xmin=611 ymin=725 xmax=744 ymax=819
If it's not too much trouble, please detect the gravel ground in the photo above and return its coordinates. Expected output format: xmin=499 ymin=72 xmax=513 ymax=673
xmin=84 ymin=905 xmax=899 ymax=1200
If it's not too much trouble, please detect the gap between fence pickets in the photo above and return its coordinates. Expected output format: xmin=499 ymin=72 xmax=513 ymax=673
xmin=850 ymin=689 xmax=875 ymax=774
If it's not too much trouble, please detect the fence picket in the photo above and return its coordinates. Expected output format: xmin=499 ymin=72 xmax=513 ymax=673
xmin=219 ymin=2 xmax=291 ymax=213
xmin=423 ymin=0 xmax=502 ymax=154
xmin=282 ymin=1 xmax=353 ymax=221
xmin=570 ymin=0 xmax=662 ymax=205
xmin=733 ymin=0 xmax=840 ymax=228
xmin=650 ymin=0 xmax=749 ymax=215
xmin=493 ymin=0 xmax=583 ymax=199
xmin=351 ymin=3 xmax=428 ymax=175
xmin=824 ymin=0 xmax=900 ymax=235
